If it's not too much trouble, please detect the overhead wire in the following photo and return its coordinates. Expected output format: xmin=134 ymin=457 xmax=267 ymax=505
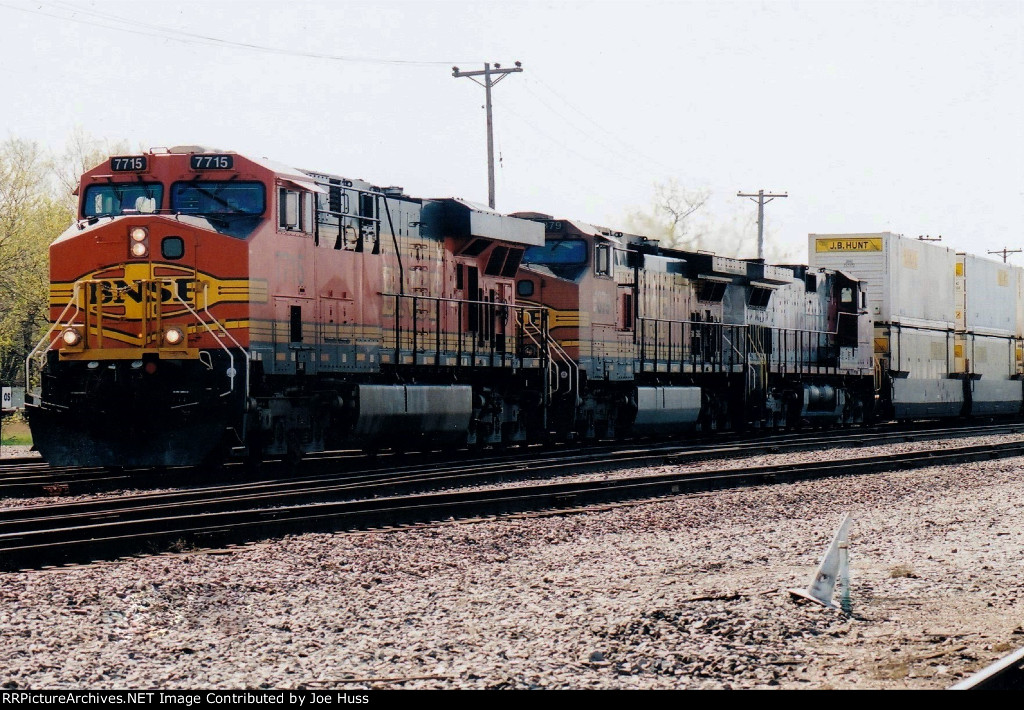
xmin=494 ymin=95 xmax=655 ymax=186
xmin=1 ymin=0 xmax=467 ymax=66
xmin=11 ymin=0 xmax=674 ymax=175
xmin=529 ymin=74 xmax=683 ymax=176
xmin=8 ymin=0 xmax=685 ymax=197
xmin=519 ymin=75 xmax=670 ymax=179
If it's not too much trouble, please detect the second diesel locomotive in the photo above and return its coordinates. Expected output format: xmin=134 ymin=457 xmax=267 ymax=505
xmin=513 ymin=216 xmax=875 ymax=437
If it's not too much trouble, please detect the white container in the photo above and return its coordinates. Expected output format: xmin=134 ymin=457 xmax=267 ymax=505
xmin=808 ymin=232 xmax=957 ymax=328
xmin=888 ymin=327 xmax=953 ymax=380
xmin=961 ymin=253 xmax=1020 ymax=336
xmin=964 ymin=334 xmax=1014 ymax=380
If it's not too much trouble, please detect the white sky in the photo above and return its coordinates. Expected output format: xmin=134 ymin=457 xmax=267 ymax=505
xmin=1 ymin=0 xmax=1021 ymax=261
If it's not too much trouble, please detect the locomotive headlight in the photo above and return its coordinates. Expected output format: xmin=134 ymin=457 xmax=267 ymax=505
xmin=129 ymin=226 xmax=149 ymax=258
xmin=61 ymin=327 xmax=82 ymax=346
xmin=163 ymin=327 xmax=185 ymax=345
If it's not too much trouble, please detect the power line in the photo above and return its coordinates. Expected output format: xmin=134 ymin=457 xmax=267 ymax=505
xmin=530 ymin=74 xmax=682 ymax=176
xmin=497 ymin=100 xmax=652 ymax=185
xmin=10 ymin=0 xmax=691 ymax=191
xmin=1 ymin=0 xmax=466 ymax=66
xmin=518 ymin=78 xmax=682 ymax=183
xmin=10 ymin=2 xmax=708 ymax=212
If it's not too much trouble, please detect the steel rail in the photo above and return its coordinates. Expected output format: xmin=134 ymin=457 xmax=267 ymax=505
xmin=950 ymin=646 xmax=1024 ymax=690
xmin=2 ymin=437 xmax=1024 ymax=571
xmin=3 ymin=421 xmax=1023 ymax=520
xmin=2 ymin=420 xmax=1021 ymax=500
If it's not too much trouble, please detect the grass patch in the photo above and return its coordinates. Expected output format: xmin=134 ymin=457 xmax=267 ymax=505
xmin=167 ymin=538 xmax=200 ymax=553
xmin=872 ymin=659 xmax=910 ymax=681
xmin=0 ymin=417 xmax=32 ymax=447
xmin=889 ymin=564 xmax=917 ymax=579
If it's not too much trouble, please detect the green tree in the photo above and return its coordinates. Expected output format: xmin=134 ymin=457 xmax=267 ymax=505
xmin=1 ymin=131 xmax=137 ymax=388
xmin=0 ymin=138 xmax=73 ymax=386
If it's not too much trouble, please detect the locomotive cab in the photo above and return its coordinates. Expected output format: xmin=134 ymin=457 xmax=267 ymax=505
xmin=26 ymin=148 xmax=266 ymax=467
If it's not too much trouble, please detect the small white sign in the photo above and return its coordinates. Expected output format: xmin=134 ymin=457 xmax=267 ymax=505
xmin=1 ymin=387 xmax=11 ymax=410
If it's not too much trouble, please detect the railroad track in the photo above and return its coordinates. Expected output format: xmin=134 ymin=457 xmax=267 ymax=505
xmin=1 ymin=419 xmax=1021 ymax=499
xmin=2 ymin=435 xmax=1024 ymax=571
xmin=1 ymin=422 xmax=1022 ymax=515
xmin=951 ymin=646 xmax=1024 ymax=689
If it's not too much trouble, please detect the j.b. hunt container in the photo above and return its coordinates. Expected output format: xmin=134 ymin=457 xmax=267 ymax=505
xmin=808 ymin=233 xmax=1023 ymax=418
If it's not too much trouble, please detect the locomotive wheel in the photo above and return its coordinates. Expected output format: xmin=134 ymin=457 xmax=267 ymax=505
xmin=440 ymin=434 xmax=468 ymax=454
xmin=284 ymin=431 xmax=304 ymax=471
xmin=243 ymin=438 xmax=264 ymax=475
xmin=199 ymin=443 xmax=228 ymax=472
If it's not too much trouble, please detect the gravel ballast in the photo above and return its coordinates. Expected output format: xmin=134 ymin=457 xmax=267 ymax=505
xmin=1 ymin=443 xmax=1023 ymax=689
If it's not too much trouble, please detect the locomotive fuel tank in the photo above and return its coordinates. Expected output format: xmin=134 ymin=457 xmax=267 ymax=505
xmin=351 ymin=385 xmax=473 ymax=443
xmin=631 ymin=386 xmax=702 ymax=435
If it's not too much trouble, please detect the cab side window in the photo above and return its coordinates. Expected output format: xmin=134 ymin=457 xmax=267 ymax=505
xmin=279 ymin=188 xmax=312 ymax=233
xmin=595 ymin=243 xmax=612 ymax=277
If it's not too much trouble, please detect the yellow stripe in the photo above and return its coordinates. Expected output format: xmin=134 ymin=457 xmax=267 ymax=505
xmin=518 ymin=299 xmax=582 ymax=328
xmin=48 ymin=269 xmax=263 ymax=309
xmin=61 ymin=347 xmax=200 ymax=361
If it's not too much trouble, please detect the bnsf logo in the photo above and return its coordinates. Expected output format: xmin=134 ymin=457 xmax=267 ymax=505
xmin=89 ymin=279 xmax=196 ymax=305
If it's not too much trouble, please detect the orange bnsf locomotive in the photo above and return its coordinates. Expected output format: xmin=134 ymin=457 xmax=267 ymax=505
xmin=26 ymin=147 xmax=552 ymax=467
xmin=27 ymin=147 xmax=877 ymax=468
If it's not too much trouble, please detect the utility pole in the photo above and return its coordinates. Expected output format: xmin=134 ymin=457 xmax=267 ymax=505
xmin=452 ymin=61 xmax=523 ymax=209
xmin=988 ymin=247 xmax=1022 ymax=263
xmin=737 ymin=189 xmax=787 ymax=260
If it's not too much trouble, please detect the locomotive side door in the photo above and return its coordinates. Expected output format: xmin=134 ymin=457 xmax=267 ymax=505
xmin=614 ymin=249 xmax=637 ymax=378
xmin=274 ymin=296 xmax=315 ymax=375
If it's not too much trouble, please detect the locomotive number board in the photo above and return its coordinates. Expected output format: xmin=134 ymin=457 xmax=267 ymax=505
xmin=110 ymin=156 xmax=148 ymax=172
xmin=190 ymin=154 xmax=234 ymax=170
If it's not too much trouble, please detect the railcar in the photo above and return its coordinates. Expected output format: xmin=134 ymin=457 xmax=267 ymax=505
xmin=26 ymin=147 xmax=552 ymax=467
xmin=810 ymin=233 xmax=1024 ymax=419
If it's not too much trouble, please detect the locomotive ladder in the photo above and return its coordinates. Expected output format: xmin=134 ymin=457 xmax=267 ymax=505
xmin=518 ymin=308 xmax=578 ymax=404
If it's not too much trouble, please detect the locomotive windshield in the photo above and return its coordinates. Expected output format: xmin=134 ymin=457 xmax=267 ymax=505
xmin=82 ymin=183 xmax=163 ymax=217
xmin=523 ymin=239 xmax=588 ymax=265
xmin=170 ymin=181 xmax=265 ymax=216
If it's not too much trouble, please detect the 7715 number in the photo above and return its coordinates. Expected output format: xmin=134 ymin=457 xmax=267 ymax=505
xmin=191 ymin=155 xmax=233 ymax=170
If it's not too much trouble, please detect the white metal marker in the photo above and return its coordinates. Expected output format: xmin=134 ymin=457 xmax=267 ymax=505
xmin=788 ymin=512 xmax=852 ymax=613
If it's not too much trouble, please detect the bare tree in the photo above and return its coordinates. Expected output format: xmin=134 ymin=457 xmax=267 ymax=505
xmin=625 ymin=180 xmax=799 ymax=262
xmin=54 ymin=127 xmax=131 ymax=210
xmin=624 ymin=179 xmax=709 ymax=248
